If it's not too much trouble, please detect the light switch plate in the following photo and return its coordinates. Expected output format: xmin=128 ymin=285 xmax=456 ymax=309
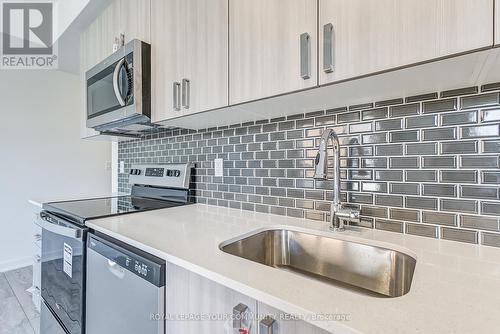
xmin=214 ymin=158 xmax=224 ymax=177
xmin=119 ymin=161 xmax=125 ymax=174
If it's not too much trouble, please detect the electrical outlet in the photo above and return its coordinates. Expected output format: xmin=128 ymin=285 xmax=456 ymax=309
xmin=214 ymin=158 xmax=224 ymax=177
xmin=119 ymin=161 xmax=125 ymax=174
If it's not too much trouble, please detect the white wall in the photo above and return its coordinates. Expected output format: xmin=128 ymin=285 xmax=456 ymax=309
xmin=0 ymin=70 xmax=111 ymax=271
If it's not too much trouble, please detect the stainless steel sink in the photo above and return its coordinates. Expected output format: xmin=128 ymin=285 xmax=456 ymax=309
xmin=220 ymin=229 xmax=416 ymax=298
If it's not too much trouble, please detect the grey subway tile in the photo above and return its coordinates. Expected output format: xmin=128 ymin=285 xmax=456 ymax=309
xmin=349 ymin=170 xmax=373 ymax=180
xmin=460 ymin=186 xmax=498 ymax=200
xmin=481 ymin=232 xmax=500 ymax=247
xmin=482 ymin=140 xmax=500 ymax=153
xmin=460 ymin=155 xmax=499 ymax=168
xmin=362 ymin=133 xmax=387 ymax=144
xmin=375 ymin=170 xmax=403 ymax=181
xmin=441 ymin=228 xmax=478 ymax=244
xmin=390 ymin=103 xmax=420 ymax=117
xmin=406 ymin=224 xmax=438 ymax=238
xmin=441 ymin=141 xmax=478 ymax=154
xmin=406 ymin=170 xmax=437 ymax=182
xmin=349 ymin=102 xmax=373 ymax=111
xmin=390 ymin=208 xmax=420 ymax=222
xmin=361 ymin=206 xmax=388 ymax=218
xmin=422 ymin=156 xmax=456 ymax=168
xmin=375 ymin=144 xmax=403 ymax=156
xmin=390 ymin=183 xmax=420 ymax=195
xmin=422 ymin=211 xmax=457 ymax=227
xmin=422 ymin=98 xmax=457 ymax=113
xmin=361 ymin=182 xmax=388 ymax=193
xmin=440 ymin=86 xmax=478 ymax=98
xmin=375 ymin=119 xmax=402 ymax=131
xmin=337 ymin=111 xmax=360 ymax=123
xmin=375 ymin=98 xmax=404 ymax=107
xmin=422 ymin=184 xmax=457 ymax=197
xmin=482 ymin=171 xmax=500 ymax=184
xmin=481 ymin=202 xmax=500 ymax=216
xmin=362 ymin=107 xmax=388 ymax=120
xmin=375 ymin=195 xmax=403 ymax=207
xmin=349 ymin=122 xmax=373 ymax=133
xmin=390 ymin=130 xmax=419 ymax=143
xmin=423 ymin=127 xmax=456 ymax=141
xmin=390 ymin=157 xmax=419 ymax=168
xmin=440 ymin=170 xmax=477 ymax=184
xmin=361 ymin=157 xmax=387 ymax=168
xmin=461 ymin=124 xmax=500 ymax=139
xmin=481 ymin=108 xmax=500 ymax=122
xmin=349 ymin=146 xmax=374 ymax=157
xmin=461 ymin=92 xmax=500 ymax=109
xmin=441 ymin=111 xmax=478 ymax=126
xmin=481 ymin=82 xmax=500 ymax=92
xmin=375 ymin=219 xmax=404 ymax=233
xmin=406 ymin=92 xmax=438 ymax=103
xmin=406 ymin=143 xmax=437 ymax=155
xmin=348 ymin=193 xmax=374 ymax=204
xmin=406 ymin=197 xmax=438 ymax=210
xmin=461 ymin=215 xmax=499 ymax=232
xmin=406 ymin=115 xmax=438 ymax=129
xmin=441 ymin=199 xmax=478 ymax=214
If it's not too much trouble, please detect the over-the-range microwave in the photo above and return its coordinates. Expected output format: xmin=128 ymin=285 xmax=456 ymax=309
xmin=85 ymin=39 xmax=153 ymax=135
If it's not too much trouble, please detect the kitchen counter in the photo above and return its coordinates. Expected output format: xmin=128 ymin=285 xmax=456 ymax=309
xmin=87 ymin=204 xmax=500 ymax=334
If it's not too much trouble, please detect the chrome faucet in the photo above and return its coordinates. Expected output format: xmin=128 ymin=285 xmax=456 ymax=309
xmin=314 ymin=129 xmax=360 ymax=231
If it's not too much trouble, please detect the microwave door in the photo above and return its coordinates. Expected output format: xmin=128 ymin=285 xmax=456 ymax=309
xmin=86 ymin=59 xmax=130 ymax=125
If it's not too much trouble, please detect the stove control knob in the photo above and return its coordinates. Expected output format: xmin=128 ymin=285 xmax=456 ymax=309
xmin=166 ymin=170 xmax=173 ymax=177
xmin=174 ymin=170 xmax=181 ymax=177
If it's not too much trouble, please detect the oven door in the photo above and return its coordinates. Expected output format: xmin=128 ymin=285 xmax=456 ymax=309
xmin=40 ymin=212 xmax=87 ymax=334
xmin=86 ymin=54 xmax=133 ymax=128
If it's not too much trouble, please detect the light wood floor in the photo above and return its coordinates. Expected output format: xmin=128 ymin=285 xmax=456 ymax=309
xmin=0 ymin=266 xmax=39 ymax=334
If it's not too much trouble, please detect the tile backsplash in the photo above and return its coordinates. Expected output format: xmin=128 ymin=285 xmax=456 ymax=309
xmin=118 ymin=84 xmax=500 ymax=247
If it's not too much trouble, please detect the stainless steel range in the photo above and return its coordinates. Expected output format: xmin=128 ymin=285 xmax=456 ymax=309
xmin=39 ymin=163 xmax=192 ymax=334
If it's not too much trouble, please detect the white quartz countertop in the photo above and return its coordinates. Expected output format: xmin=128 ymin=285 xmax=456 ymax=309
xmin=86 ymin=204 xmax=500 ymax=334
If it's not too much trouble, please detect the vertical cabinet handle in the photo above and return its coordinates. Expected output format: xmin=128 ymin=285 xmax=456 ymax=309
xmin=300 ymin=32 xmax=311 ymax=79
xmin=173 ymin=82 xmax=181 ymax=111
xmin=181 ymin=78 xmax=190 ymax=109
xmin=259 ymin=316 xmax=276 ymax=334
xmin=323 ymin=23 xmax=335 ymax=73
xmin=232 ymin=303 xmax=249 ymax=329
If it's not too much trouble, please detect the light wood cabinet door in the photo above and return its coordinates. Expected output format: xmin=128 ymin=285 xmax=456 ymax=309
xmin=97 ymin=0 xmax=121 ymax=62
xmin=319 ymin=0 xmax=494 ymax=84
xmin=257 ymin=303 xmax=331 ymax=334
xmin=496 ymin=0 xmax=500 ymax=45
xmin=150 ymin=0 xmax=185 ymax=123
xmin=182 ymin=0 xmax=228 ymax=115
xmin=166 ymin=263 xmax=258 ymax=333
xmin=119 ymin=0 xmax=151 ymax=43
xmin=229 ymin=0 xmax=318 ymax=105
xmin=80 ymin=22 xmax=100 ymax=138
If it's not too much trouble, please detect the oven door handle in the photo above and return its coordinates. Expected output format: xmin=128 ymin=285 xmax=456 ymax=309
xmin=112 ymin=58 xmax=126 ymax=107
xmin=40 ymin=216 xmax=83 ymax=240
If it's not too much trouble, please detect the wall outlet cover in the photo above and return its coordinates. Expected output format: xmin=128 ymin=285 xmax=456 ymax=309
xmin=119 ymin=161 xmax=125 ymax=174
xmin=214 ymin=158 xmax=224 ymax=177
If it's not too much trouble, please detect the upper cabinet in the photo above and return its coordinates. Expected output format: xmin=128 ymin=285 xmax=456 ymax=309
xmin=229 ymin=0 xmax=318 ymax=105
xmin=496 ymin=0 xmax=500 ymax=45
xmin=151 ymin=0 xmax=228 ymax=123
xmin=119 ymin=0 xmax=151 ymax=43
xmin=319 ymin=0 xmax=494 ymax=84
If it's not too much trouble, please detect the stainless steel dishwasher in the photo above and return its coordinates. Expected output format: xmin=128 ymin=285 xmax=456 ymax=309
xmin=86 ymin=233 xmax=165 ymax=334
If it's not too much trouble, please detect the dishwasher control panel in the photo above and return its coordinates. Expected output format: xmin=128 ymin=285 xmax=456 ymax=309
xmin=87 ymin=233 xmax=166 ymax=287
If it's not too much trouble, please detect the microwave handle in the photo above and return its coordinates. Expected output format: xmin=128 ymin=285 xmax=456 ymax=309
xmin=112 ymin=58 xmax=126 ymax=107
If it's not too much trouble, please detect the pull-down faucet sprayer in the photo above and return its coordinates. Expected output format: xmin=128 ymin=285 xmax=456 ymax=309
xmin=314 ymin=129 xmax=360 ymax=231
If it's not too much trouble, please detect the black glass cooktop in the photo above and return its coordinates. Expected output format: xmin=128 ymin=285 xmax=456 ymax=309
xmin=43 ymin=196 xmax=188 ymax=225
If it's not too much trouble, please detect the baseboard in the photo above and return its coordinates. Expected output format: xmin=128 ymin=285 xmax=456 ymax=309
xmin=0 ymin=256 xmax=33 ymax=273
